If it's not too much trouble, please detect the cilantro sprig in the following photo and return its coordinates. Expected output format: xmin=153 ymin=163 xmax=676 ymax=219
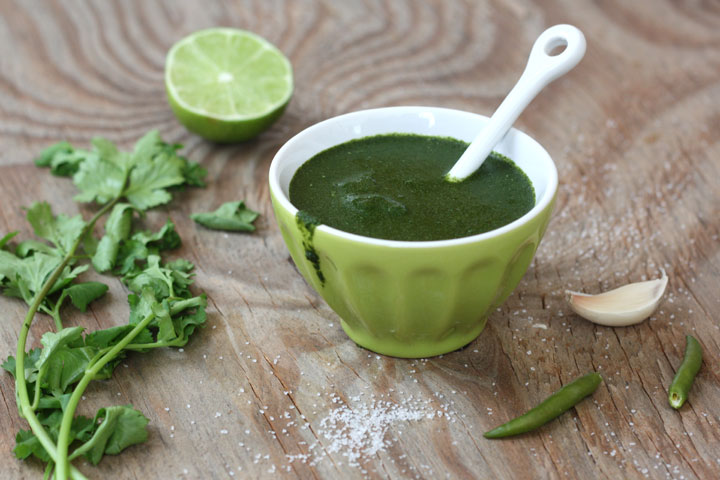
xmin=2 ymin=131 xmax=207 ymax=480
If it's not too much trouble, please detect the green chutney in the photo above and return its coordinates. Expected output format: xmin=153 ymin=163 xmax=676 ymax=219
xmin=289 ymin=134 xmax=535 ymax=242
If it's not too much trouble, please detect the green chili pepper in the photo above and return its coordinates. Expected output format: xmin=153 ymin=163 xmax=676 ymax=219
xmin=668 ymin=335 xmax=703 ymax=409
xmin=484 ymin=372 xmax=602 ymax=439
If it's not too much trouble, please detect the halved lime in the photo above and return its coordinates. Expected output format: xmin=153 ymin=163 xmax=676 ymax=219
xmin=165 ymin=28 xmax=293 ymax=143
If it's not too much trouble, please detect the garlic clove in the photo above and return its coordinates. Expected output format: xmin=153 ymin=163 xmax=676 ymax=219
xmin=566 ymin=271 xmax=668 ymax=327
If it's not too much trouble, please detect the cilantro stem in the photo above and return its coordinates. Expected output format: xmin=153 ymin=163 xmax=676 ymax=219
xmin=125 ymin=338 xmax=185 ymax=350
xmin=169 ymin=297 xmax=203 ymax=315
xmin=55 ymin=310 xmax=156 ymax=480
xmin=14 ymin=199 xmax=119 ymax=478
xmin=43 ymin=460 xmax=53 ymax=480
xmin=51 ymin=296 xmax=65 ymax=330
xmin=30 ymin=362 xmax=49 ymax=411
xmin=52 ymin=310 xmax=63 ymax=330
xmin=40 ymin=301 xmax=63 ymax=330
xmin=91 ymin=337 xmax=185 ymax=358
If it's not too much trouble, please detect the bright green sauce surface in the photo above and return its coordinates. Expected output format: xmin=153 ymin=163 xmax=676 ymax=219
xmin=289 ymin=134 xmax=535 ymax=242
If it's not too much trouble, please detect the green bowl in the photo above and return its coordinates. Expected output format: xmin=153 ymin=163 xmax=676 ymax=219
xmin=269 ymin=107 xmax=557 ymax=358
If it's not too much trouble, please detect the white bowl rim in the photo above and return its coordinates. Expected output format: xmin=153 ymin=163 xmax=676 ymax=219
xmin=268 ymin=106 xmax=558 ymax=249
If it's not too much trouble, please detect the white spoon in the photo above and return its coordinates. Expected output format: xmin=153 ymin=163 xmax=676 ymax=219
xmin=445 ymin=24 xmax=586 ymax=182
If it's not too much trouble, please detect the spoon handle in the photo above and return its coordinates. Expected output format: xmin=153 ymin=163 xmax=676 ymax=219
xmin=446 ymin=24 xmax=586 ymax=182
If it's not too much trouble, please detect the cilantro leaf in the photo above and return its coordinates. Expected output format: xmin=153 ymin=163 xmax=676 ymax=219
xmin=2 ymin=348 xmax=41 ymax=383
xmin=35 ymin=142 xmax=78 ymax=176
xmin=26 ymin=202 xmax=86 ymax=254
xmin=0 ymin=249 xmax=22 ymax=287
xmin=44 ymin=346 xmax=96 ymax=394
xmin=36 ymin=141 xmax=114 ymax=178
xmin=125 ymin=288 xmax=206 ymax=346
xmin=14 ymin=240 xmax=56 ymax=258
xmin=37 ymin=392 xmax=72 ymax=412
xmin=115 ymin=240 xmax=150 ymax=276
xmin=75 ymin=405 xmax=149 ymax=465
xmin=72 ymin=140 xmax=130 ymax=205
xmin=104 ymin=203 xmax=134 ymax=240
xmin=19 ymin=253 xmax=64 ymax=299
xmin=128 ymin=288 xmax=158 ymax=326
xmin=83 ymin=228 xmax=99 ymax=257
xmin=131 ymin=220 xmax=181 ymax=251
xmin=131 ymin=130 xmax=164 ymax=166
xmin=123 ymin=255 xmax=194 ymax=299
xmin=35 ymin=141 xmax=73 ymax=167
xmin=105 ymin=130 xmax=190 ymax=210
xmin=123 ymin=152 xmax=186 ymax=210
xmin=191 ymin=201 xmax=259 ymax=232
xmin=172 ymin=294 xmax=207 ymax=344
xmin=36 ymin=327 xmax=85 ymax=372
xmin=115 ymin=218 xmax=182 ymax=277
xmin=14 ymin=429 xmax=51 ymax=462
xmin=0 ymin=251 xmax=87 ymax=304
xmin=0 ymin=231 xmax=18 ymax=250
xmin=154 ymin=300 xmax=176 ymax=343
xmin=164 ymin=259 xmax=195 ymax=296
xmin=123 ymin=255 xmax=174 ymax=298
xmin=15 ymin=411 xmax=62 ymax=461
xmin=1 ymin=204 xmax=88 ymax=304
xmin=50 ymin=150 xmax=92 ymax=177
xmin=50 ymin=265 xmax=90 ymax=297
xmin=92 ymin=203 xmax=134 ymax=272
xmin=64 ymin=282 xmax=109 ymax=312
xmin=13 ymin=411 xmax=95 ymax=462
xmin=73 ymin=157 xmax=125 ymax=204
xmin=14 ymin=329 xmax=107 ymax=398
xmin=182 ymin=161 xmax=208 ymax=187
xmin=1 ymin=355 xmax=15 ymax=376
xmin=97 ymin=406 xmax=149 ymax=456
xmin=91 ymin=137 xmax=134 ymax=171
xmin=133 ymin=131 xmax=206 ymax=187
xmin=93 ymin=236 xmax=120 ymax=273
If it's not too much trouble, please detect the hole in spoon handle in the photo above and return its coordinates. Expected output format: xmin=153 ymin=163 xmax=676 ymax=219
xmin=445 ymin=25 xmax=586 ymax=182
xmin=524 ymin=24 xmax=587 ymax=88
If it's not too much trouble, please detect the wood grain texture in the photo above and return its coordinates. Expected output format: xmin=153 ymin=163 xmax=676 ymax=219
xmin=1 ymin=0 xmax=719 ymax=478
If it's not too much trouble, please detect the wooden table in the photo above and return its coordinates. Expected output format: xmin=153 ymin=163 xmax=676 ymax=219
xmin=1 ymin=1 xmax=719 ymax=478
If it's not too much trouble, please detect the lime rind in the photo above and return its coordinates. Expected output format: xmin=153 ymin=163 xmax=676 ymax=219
xmin=165 ymin=28 xmax=293 ymax=141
